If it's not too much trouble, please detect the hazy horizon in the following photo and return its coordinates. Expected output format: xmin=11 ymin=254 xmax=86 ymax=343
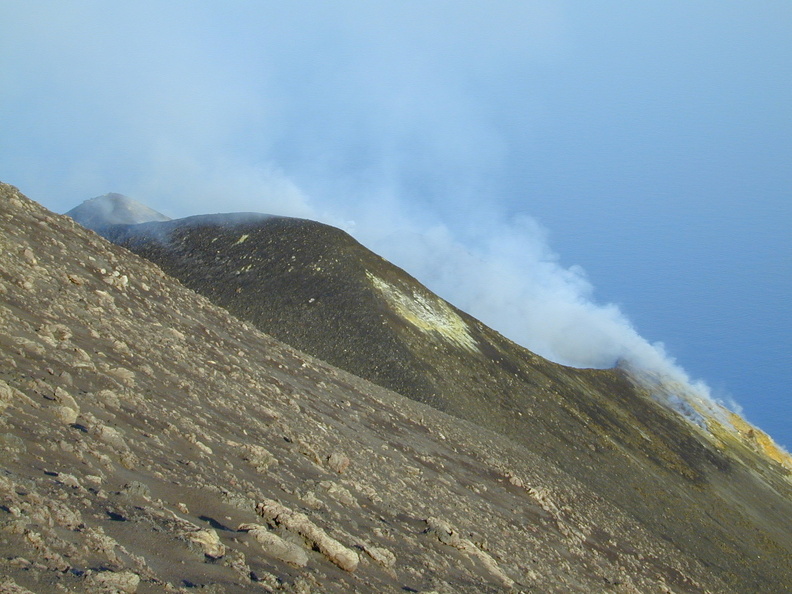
xmin=1 ymin=2 xmax=789 ymax=446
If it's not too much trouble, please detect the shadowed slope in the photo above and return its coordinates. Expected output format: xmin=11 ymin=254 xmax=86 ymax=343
xmin=97 ymin=211 xmax=792 ymax=592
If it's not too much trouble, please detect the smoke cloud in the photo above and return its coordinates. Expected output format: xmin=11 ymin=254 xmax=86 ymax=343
xmin=332 ymin=191 xmax=713 ymax=403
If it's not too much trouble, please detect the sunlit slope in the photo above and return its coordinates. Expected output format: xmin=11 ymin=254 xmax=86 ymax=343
xmin=12 ymin=180 xmax=737 ymax=592
xmin=98 ymin=211 xmax=792 ymax=592
xmin=7 ymin=179 xmax=773 ymax=592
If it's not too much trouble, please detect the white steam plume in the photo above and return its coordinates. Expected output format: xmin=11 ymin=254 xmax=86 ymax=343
xmin=0 ymin=1 xmax=721 ymax=415
xmin=344 ymin=200 xmax=712 ymax=398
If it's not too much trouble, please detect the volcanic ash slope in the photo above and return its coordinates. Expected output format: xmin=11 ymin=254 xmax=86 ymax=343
xmin=0 ymin=182 xmax=789 ymax=592
xmin=96 ymin=200 xmax=792 ymax=592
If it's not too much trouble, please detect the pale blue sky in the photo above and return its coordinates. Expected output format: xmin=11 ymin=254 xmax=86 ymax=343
xmin=1 ymin=2 xmax=790 ymax=445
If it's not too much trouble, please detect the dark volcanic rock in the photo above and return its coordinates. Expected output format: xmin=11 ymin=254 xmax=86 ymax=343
xmin=1 ymin=182 xmax=791 ymax=592
xmin=104 ymin=214 xmax=438 ymax=404
xmin=99 ymin=207 xmax=792 ymax=592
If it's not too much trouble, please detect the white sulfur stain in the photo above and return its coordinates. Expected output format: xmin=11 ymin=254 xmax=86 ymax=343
xmin=367 ymin=272 xmax=478 ymax=352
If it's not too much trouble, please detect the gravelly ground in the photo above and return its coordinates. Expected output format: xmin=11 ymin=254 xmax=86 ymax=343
xmin=0 ymin=183 xmax=788 ymax=593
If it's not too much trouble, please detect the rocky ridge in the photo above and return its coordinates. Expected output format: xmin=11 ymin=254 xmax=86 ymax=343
xmin=0 ymin=183 xmax=790 ymax=592
xmin=96 ymin=202 xmax=792 ymax=591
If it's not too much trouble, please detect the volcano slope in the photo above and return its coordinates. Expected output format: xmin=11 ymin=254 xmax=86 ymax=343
xmin=94 ymin=207 xmax=792 ymax=592
xmin=0 ymin=183 xmax=790 ymax=593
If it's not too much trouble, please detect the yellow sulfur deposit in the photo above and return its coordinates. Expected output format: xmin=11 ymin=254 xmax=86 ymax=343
xmin=367 ymin=272 xmax=478 ymax=352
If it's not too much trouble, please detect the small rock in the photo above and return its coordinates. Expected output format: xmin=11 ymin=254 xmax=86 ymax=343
xmin=107 ymin=367 xmax=135 ymax=387
xmin=319 ymin=481 xmax=358 ymax=508
xmin=95 ymin=389 xmax=120 ymax=408
xmin=56 ymin=472 xmax=82 ymax=490
xmin=327 ymin=452 xmax=350 ymax=474
xmin=239 ymin=523 xmax=309 ymax=567
xmin=242 ymin=444 xmax=278 ymax=472
xmin=300 ymin=491 xmax=325 ymax=510
xmin=93 ymin=424 xmax=127 ymax=450
xmin=21 ymin=247 xmax=37 ymax=266
xmin=53 ymin=387 xmax=79 ymax=411
xmin=186 ymin=528 xmax=226 ymax=559
xmin=425 ymin=517 xmax=461 ymax=547
xmin=362 ymin=543 xmax=396 ymax=568
xmin=48 ymin=500 xmax=82 ymax=529
xmin=121 ymin=481 xmax=151 ymax=498
xmin=54 ymin=404 xmax=78 ymax=425
xmin=85 ymin=570 xmax=140 ymax=593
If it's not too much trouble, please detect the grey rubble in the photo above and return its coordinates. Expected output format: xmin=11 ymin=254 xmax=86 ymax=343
xmin=0 ymin=182 xmax=787 ymax=593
